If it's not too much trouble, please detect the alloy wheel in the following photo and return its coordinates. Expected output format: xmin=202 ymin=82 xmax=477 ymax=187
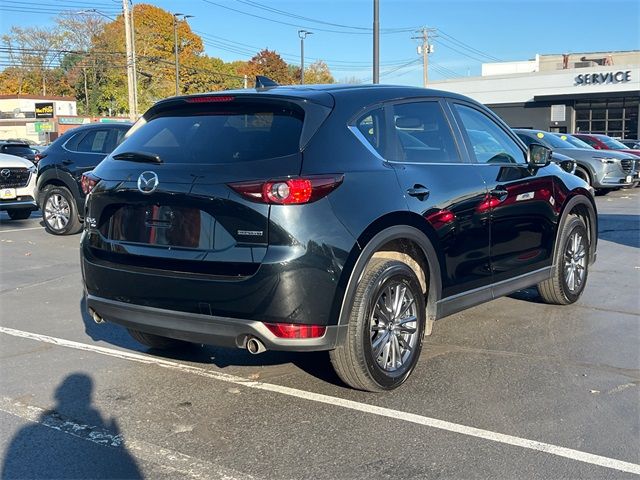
xmin=369 ymin=280 xmax=419 ymax=372
xmin=564 ymin=231 xmax=587 ymax=293
xmin=45 ymin=194 xmax=71 ymax=231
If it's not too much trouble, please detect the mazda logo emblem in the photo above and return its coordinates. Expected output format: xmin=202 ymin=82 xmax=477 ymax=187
xmin=0 ymin=169 xmax=10 ymax=178
xmin=137 ymin=171 xmax=159 ymax=194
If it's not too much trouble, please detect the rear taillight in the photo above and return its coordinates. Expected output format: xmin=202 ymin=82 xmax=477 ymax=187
xmin=264 ymin=323 xmax=327 ymax=339
xmin=229 ymin=175 xmax=343 ymax=205
xmin=81 ymin=172 xmax=100 ymax=195
xmin=33 ymin=153 xmax=46 ymax=165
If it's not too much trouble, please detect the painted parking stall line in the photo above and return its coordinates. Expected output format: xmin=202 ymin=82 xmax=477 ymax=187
xmin=0 ymin=226 xmax=43 ymax=233
xmin=1 ymin=326 xmax=639 ymax=476
xmin=0 ymin=396 xmax=253 ymax=480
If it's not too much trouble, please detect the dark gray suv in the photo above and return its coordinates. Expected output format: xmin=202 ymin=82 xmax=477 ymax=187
xmin=82 ymin=84 xmax=597 ymax=391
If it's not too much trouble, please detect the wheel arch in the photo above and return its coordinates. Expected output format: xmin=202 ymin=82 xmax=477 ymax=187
xmin=554 ymin=190 xmax=597 ymax=268
xmin=332 ymin=212 xmax=443 ymax=339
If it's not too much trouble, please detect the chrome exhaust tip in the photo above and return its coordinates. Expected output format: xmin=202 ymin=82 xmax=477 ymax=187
xmin=88 ymin=307 xmax=104 ymax=324
xmin=246 ymin=336 xmax=266 ymax=355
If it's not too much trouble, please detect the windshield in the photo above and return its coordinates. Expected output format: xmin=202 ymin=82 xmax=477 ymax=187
xmin=519 ymin=131 xmax=576 ymax=149
xmin=3 ymin=145 xmax=34 ymax=156
xmin=557 ymin=134 xmax=593 ymax=149
xmin=599 ymin=136 xmax=629 ymax=149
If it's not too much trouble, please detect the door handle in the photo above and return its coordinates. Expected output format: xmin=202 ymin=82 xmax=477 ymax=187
xmin=406 ymin=185 xmax=430 ymax=201
xmin=489 ymin=188 xmax=509 ymax=202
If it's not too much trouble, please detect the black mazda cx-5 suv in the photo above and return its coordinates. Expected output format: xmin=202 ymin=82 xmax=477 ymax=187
xmin=81 ymin=84 xmax=597 ymax=391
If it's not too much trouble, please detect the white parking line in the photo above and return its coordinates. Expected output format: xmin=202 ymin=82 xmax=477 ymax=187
xmin=0 ymin=396 xmax=253 ymax=480
xmin=0 ymin=226 xmax=43 ymax=233
xmin=1 ymin=325 xmax=639 ymax=476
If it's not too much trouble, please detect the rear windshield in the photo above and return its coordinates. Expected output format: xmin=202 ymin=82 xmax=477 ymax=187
xmin=113 ymin=101 xmax=304 ymax=164
xmin=2 ymin=145 xmax=33 ymax=156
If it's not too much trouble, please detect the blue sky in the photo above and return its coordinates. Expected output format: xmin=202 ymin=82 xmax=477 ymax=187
xmin=1 ymin=0 xmax=639 ymax=85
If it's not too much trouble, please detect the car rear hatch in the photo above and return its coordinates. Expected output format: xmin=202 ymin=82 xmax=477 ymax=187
xmin=86 ymin=93 xmax=333 ymax=278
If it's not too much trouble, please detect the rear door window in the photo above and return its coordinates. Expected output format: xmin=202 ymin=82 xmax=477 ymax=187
xmin=67 ymin=129 xmax=110 ymax=153
xmin=390 ymin=101 xmax=461 ymax=163
xmin=115 ymin=101 xmax=304 ymax=164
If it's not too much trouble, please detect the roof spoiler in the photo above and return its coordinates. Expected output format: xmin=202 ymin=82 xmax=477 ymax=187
xmin=255 ymin=75 xmax=279 ymax=89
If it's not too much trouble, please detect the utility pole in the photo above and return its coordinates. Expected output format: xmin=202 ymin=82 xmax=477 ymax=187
xmin=412 ymin=27 xmax=436 ymax=87
xmin=373 ymin=0 xmax=379 ymax=84
xmin=298 ymin=30 xmax=312 ymax=84
xmin=173 ymin=13 xmax=193 ymax=96
xmin=122 ymin=0 xmax=137 ymax=120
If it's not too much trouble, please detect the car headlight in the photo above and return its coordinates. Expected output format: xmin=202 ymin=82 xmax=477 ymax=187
xmin=596 ymin=157 xmax=617 ymax=164
xmin=28 ymin=164 xmax=37 ymax=173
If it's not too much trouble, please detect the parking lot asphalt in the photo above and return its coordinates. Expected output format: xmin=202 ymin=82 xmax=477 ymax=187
xmin=0 ymin=188 xmax=638 ymax=479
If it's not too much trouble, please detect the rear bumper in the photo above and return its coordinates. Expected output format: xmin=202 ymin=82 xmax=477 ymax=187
xmin=86 ymin=294 xmax=345 ymax=352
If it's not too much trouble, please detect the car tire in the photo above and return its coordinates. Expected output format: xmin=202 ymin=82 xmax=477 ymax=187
xmin=127 ymin=328 xmax=189 ymax=350
xmin=41 ymin=185 xmax=82 ymax=235
xmin=330 ymin=258 xmax=426 ymax=392
xmin=7 ymin=209 xmax=32 ymax=220
xmin=538 ymin=215 xmax=589 ymax=305
xmin=574 ymin=166 xmax=591 ymax=186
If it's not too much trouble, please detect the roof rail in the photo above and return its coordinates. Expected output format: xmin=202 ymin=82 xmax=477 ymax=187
xmin=255 ymin=76 xmax=279 ymax=89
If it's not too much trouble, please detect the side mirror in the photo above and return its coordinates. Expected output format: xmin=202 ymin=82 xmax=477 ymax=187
xmin=527 ymin=143 xmax=552 ymax=167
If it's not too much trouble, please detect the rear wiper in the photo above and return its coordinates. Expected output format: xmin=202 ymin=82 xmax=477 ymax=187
xmin=112 ymin=151 xmax=163 ymax=163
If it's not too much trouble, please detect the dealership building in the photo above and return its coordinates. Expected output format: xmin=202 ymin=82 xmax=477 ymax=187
xmin=431 ymin=50 xmax=640 ymax=139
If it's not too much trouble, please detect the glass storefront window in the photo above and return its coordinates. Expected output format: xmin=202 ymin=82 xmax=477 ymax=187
xmin=573 ymin=96 xmax=639 ymax=139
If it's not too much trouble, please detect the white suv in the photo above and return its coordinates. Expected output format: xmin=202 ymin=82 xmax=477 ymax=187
xmin=0 ymin=152 xmax=37 ymax=220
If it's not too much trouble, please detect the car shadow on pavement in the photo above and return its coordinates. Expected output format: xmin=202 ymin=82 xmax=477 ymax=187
xmin=597 ymin=214 xmax=639 ymax=248
xmin=79 ymin=298 xmax=345 ymax=386
xmin=1 ymin=373 xmax=142 ymax=479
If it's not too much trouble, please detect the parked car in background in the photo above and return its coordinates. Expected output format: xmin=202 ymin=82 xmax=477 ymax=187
xmin=572 ymin=133 xmax=640 ymax=158
xmin=36 ymin=122 xmax=131 ymax=235
xmin=557 ymin=133 xmax=639 ymax=187
xmin=515 ymin=129 xmax=636 ymax=194
xmin=620 ymin=139 xmax=640 ymax=149
xmin=82 ymin=85 xmax=597 ymax=392
xmin=0 ymin=142 xmax=37 ymax=164
xmin=0 ymin=152 xmax=38 ymax=220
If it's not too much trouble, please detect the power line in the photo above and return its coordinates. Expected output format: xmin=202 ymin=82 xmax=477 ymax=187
xmin=234 ymin=0 xmax=414 ymax=33
xmin=199 ymin=0 xmax=414 ymax=36
xmin=437 ymin=30 xmax=501 ymax=62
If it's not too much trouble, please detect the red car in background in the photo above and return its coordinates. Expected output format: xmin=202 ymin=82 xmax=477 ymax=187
xmin=573 ymin=133 xmax=640 ymax=158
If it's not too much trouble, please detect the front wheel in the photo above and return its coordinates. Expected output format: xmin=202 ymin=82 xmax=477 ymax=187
xmin=538 ymin=216 xmax=589 ymax=305
xmin=330 ymin=258 xmax=426 ymax=392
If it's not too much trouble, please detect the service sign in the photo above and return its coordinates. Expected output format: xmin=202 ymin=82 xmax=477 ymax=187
xmin=34 ymin=102 xmax=54 ymax=118
xmin=575 ymin=70 xmax=632 ymax=86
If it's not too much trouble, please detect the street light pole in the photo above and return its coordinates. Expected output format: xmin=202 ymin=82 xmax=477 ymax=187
xmin=173 ymin=13 xmax=193 ymax=96
xmin=373 ymin=0 xmax=379 ymax=84
xmin=298 ymin=30 xmax=312 ymax=85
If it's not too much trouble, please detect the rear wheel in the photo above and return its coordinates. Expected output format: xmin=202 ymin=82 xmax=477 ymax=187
xmin=330 ymin=258 xmax=426 ymax=392
xmin=42 ymin=185 xmax=82 ymax=235
xmin=7 ymin=209 xmax=32 ymax=220
xmin=127 ymin=328 xmax=189 ymax=350
xmin=538 ymin=216 xmax=589 ymax=305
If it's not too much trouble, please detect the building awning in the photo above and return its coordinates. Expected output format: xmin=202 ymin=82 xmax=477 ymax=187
xmin=534 ymin=90 xmax=640 ymax=102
